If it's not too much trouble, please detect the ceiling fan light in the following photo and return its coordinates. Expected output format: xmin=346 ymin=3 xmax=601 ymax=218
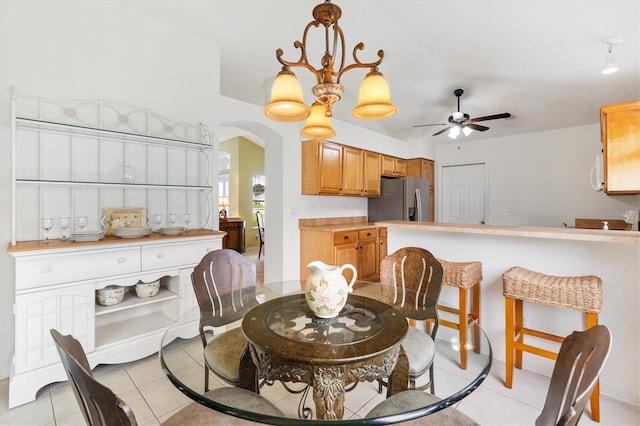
xmin=264 ymin=69 xmax=310 ymax=122
xmin=301 ymin=102 xmax=336 ymax=139
xmin=352 ymin=70 xmax=398 ymax=120
xmin=448 ymin=126 xmax=460 ymax=139
xmin=462 ymin=126 xmax=473 ymax=136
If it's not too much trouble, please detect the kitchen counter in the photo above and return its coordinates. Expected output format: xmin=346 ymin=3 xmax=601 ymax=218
xmin=375 ymin=220 xmax=640 ymax=244
xmin=299 ymin=222 xmax=380 ymax=232
xmin=377 ymin=220 xmax=640 ymax=407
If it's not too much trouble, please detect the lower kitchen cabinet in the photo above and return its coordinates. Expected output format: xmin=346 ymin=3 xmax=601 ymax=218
xmin=300 ymin=225 xmax=387 ymax=283
xmin=7 ymin=232 xmax=223 ymax=408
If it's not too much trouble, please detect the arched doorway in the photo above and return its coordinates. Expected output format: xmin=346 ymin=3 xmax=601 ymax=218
xmin=217 ymin=122 xmax=284 ymax=283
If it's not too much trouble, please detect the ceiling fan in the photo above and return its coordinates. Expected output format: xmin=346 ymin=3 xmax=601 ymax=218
xmin=414 ymin=89 xmax=511 ymax=138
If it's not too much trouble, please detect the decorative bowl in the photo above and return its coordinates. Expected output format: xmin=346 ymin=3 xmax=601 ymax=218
xmin=96 ymin=285 xmax=125 ymax=306
xmin=135 ymin=280 xmax=160 ymax=298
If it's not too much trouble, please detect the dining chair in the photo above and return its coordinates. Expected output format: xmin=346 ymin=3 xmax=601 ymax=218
xmin=367 ymin=325 xmax=612 ymax=426
xmin=50 ymin=329 xmax=283 ymax=425
xmin=191 ymin=248 xmax=258 ymax=392
xmin=256 ymin=210 xmax=265 ymax=259
xmin=378 ymin=246 xmax=444 ymax=394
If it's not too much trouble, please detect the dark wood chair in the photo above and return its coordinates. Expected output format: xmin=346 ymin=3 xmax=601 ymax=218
xmin=379 ymin=246 xmax=444 ymax=393
xmin=256 ymin=210 xmax=265 ymax=259
xmin=191 ymin=248 xmax=258 ymax=392
xmin=367 ymin=325 xmax=612 ymax=426
xmin=50 ymin=329 xmax=283 ymax=425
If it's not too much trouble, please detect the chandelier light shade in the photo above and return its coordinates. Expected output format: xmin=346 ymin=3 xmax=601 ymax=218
xmin=264 ymin=0 xmax=397 ymax=137
xmin=263 ymin=69 xmax=311 ymax=121
xmin=352 ymin=70 xmax=398 ymax=120
xmin=301 ymin=102 xmax=336 ymax=139
xmin=448 ymin=126 xmax=461 ymax=139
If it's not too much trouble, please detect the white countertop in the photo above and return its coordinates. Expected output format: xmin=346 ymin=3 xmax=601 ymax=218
xmin=375 ymin=221 xmax=640 ymax=244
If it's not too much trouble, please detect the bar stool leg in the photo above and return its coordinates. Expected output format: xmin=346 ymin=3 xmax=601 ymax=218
xmin=515 ymin=298 xmax=524 ymax=369
xmin=505 ymin=296 xmax=515 ymax=388
xmin=472 ymin=282 xmax=481 ymax=354
xmin=459 ymin=287 xmax=468 ymax=369
xmin=586 ymin=312 xmax=600 ymax=422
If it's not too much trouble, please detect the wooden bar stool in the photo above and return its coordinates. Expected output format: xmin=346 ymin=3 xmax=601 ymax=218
xmin=503 ymin=266 xmax=603 ymax=422
xmin=436 ymin=259 xmax=483 ymax=370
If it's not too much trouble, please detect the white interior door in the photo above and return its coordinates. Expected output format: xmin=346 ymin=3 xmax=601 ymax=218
xmin=441 ymin=163 xmax=486 ymax=224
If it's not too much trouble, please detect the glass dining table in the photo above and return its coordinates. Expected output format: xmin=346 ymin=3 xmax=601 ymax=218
xmin=160 ymin=280 xmax=492 ymax=425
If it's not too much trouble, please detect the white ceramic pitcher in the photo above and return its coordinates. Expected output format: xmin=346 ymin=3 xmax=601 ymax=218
xmin=305 ymin=261 xmax=357 ymax=318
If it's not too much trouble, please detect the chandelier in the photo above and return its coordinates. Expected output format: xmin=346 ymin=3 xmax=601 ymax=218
xmin=263 ymin=0 xmax=397 ymax=139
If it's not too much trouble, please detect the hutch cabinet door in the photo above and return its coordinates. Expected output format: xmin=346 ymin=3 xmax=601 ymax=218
xmin=14 ymin=284 xmax=94 ymax=374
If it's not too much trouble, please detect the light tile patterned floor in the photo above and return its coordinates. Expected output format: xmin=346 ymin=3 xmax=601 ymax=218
xmin=1 ymin=356 xmax=638 ymax=425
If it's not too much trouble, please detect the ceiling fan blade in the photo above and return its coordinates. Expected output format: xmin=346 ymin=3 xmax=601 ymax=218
xmin=432 ymin=126 xmax=453 ymax=136
xmin=413 ymin=123 xmax=447 ymax=128
xmin=465 ymin=123 xmax=490 ymax=132
xmin=469 ymin=113 xmax=511 ymax=122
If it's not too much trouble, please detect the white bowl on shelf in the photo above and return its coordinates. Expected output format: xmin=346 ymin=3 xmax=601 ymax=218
xmin=96 ymin=285 xmax=125 ymax=306
xmin=135 ymin=280 xmax=160 ymax=298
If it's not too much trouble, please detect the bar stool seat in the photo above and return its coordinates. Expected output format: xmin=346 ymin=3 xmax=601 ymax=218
xmin=437 ymin=259 xmax=483 ymax=369
xmin=503 ymin=266 xmax=603 ymax=422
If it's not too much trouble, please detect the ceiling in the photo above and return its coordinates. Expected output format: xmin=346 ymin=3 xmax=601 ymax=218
xmin=123 ymin=0 xmax=639 ymax=143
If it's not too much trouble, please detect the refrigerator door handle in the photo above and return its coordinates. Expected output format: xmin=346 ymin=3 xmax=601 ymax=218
xmin=414 ymin=188 xmax=422 ymax=221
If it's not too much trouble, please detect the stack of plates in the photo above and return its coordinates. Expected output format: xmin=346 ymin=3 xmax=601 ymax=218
xmin=71 ymin=231 xmax=105 ymax=242
xmin=160 ymin=226 xmax=185 ymax=236
xmin=113 ymin=227 xmax=152 ymax=239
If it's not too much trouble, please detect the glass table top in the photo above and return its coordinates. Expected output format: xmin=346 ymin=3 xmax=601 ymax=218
xmin=160 ymin=280 xmax=492 ymax=425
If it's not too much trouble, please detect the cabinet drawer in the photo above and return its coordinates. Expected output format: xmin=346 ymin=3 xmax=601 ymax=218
xmin=141 ymin=240 xmax=218 ymax=271
xmin=358 ymin=228 xmax=378 ymax=241
xmin=15 ymin=248 xmax=141 ymax=290
xmin=333 ymin=231 xmax=358 ymax=246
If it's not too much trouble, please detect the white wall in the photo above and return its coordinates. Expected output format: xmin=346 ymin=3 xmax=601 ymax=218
xmin=435 ymin=125 xmax=640 ymax=226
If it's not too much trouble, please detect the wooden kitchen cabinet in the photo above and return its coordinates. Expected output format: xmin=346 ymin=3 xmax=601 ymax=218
xmin=381 ymin=155 xmax=407 ymax=177
xmin=302 ymin=140 xmax=381 ymax=196
xmin=600 ymin=100 xmax=640 ymax=194
xmin=219 ymin=218 xmax=245 ymax=253
xmin=302 ymin=140 xmax=344 ymax=195
xmin=407 ymin=158 xmax=435 ymax=221
xmin=362 ymin=150 xmax=382 ymax=196
xmin=300 ymin=226 xmax=387 ymax=282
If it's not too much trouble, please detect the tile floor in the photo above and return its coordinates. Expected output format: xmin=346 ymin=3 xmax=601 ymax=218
xmin=1 ymin=247 xmax=637 ymax=425
xmin=1 ymin=354 xmax=638 ymax=425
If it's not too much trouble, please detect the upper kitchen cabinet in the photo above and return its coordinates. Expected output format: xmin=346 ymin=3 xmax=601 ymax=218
xmin=302 ymin=140 xmax=381 ymax=196
xmin=600 ymin=100 xmax=640 ymax=194
xmin=381 ymin=155 xmax=407 ymax=177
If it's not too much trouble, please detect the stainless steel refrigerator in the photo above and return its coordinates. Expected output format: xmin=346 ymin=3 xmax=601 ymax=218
xmin=367 ymin=177 xmax=431 ymax=222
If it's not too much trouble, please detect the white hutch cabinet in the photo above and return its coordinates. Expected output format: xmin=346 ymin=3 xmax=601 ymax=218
xmin=8 ymin=90 xmax=223 ymax=408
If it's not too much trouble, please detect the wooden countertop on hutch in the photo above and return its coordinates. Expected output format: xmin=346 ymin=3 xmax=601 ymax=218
xmin=376 ymin=221 xmax=640 ymax=244
xmin=7 ymin=229 xmax=224 ymax=253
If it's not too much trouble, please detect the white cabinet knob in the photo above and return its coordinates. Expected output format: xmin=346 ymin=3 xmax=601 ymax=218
xmin=117 ymin=258 xmax=126 ymax=264
xmin=157 ymin=253 xmax=165 ymax=259
xmin=41 ymin=266 xmax=53 ymax=273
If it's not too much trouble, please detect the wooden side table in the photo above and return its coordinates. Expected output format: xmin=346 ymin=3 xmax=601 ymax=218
xmin=219 ymin=218 xmax=245 ymax=253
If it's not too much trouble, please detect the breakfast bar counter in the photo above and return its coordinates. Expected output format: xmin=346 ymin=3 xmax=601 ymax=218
xmin=375 ymin=220 xmax=640 ymax=407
